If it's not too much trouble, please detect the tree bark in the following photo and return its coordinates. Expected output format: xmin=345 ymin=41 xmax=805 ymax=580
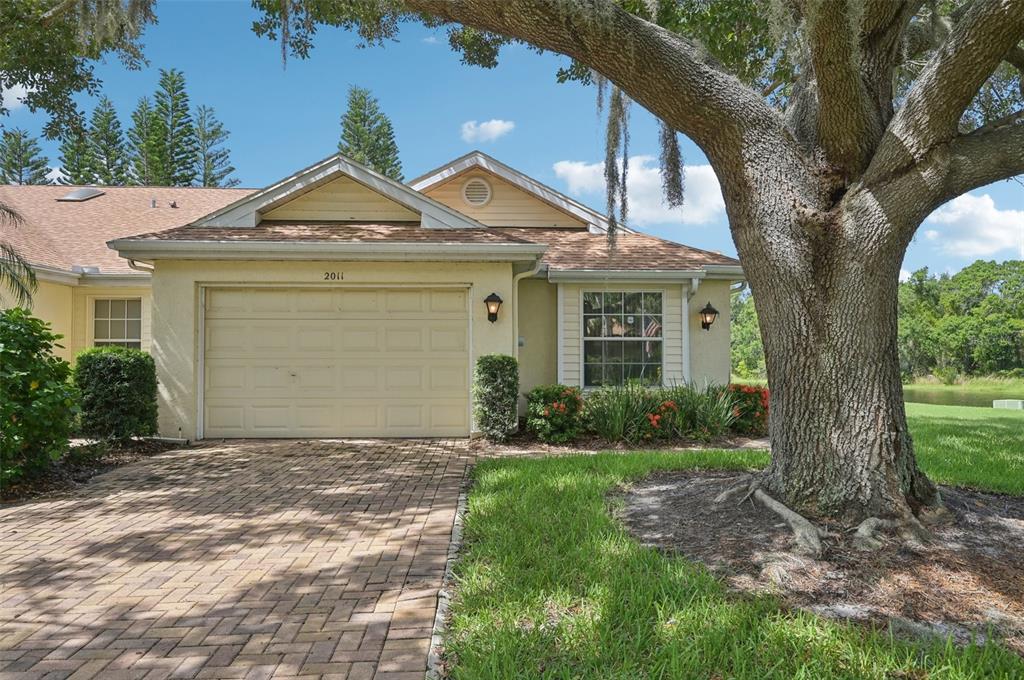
xmin=735 ymin=186 xmax=941 ymax=525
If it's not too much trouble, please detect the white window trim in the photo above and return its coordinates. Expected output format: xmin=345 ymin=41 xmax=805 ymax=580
xmin=578 ymin=288 xmax=667 ymax=388
xmin=89 ymin=296 xmax=144 ymax=348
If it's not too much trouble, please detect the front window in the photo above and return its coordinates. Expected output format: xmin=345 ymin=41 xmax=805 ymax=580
xmin=583 ymin=291 xmax=662 ymax=387
xmin=93 ymin=299 xmax=142 ymax=349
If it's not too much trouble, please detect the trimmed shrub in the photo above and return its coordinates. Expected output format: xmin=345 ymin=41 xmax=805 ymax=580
xmin=526 ymin=384 xmax=584 ymax=443
xmin=728 ymin=383 xmax=769 ymax=435
xmin=74 ymin=347 xmax=158 ymax=441
xmin=0 ymin=309 xmax=78 ymax=483
xmin=473 ymin=354 xmax=519 ymax=442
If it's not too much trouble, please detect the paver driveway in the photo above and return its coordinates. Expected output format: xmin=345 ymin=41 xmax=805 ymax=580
xmin=0 ymin=439 xmax=473 ymax=680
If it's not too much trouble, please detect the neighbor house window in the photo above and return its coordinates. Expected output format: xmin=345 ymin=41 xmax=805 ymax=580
xmin=93 ymin=299 xmax=142 ymax=349
xmin=583 ymin=291 xmax=662 ymax=387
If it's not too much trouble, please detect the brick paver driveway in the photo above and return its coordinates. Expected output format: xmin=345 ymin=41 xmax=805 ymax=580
xmin=0 ymin=440 xmax=472 ymax=680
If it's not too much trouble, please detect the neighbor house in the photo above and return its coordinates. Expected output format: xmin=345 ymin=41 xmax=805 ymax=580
xmin=3 ymin=151 xmax=742 ymax=439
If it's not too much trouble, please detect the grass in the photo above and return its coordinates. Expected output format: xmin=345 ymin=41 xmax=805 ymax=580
xmin=907 ymin=402 xmax=1024 ymax=495
xmin=445 ymin=405 xmax=1024 ymax=679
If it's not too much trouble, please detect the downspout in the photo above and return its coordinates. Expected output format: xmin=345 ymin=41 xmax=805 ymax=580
xmin=511 ymin=256 xmax=545 ymax=360
xmin=683 ymin=276 xmax=701 ymax=383
xmin=127 ymin=259 xmax=155 ymax=274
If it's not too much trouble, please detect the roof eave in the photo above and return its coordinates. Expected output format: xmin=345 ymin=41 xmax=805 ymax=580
xmin=546 ymin=266 xmax=744 ymax=282
xmin=108 ymin=238 xmax=548 ymax=263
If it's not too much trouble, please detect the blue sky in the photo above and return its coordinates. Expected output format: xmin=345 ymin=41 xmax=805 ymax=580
xmin=4 ymin=0 xmax=1022 ymax=276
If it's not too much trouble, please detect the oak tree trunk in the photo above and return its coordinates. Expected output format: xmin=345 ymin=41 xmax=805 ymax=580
xmin=736 ymin=188 xmax=941 ymax=525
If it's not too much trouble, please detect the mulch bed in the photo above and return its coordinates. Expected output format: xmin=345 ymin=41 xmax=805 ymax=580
xmin=467 ymin=430 xmax=769 ymax=455
xmin=613 ymin=470 xmax=1024 ymax=653
xmin=1 ymin=439 xmax=181 ymax=503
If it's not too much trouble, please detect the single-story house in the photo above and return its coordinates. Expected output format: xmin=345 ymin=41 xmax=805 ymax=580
xmin=3 ymin=151 xmax=742 ymax=439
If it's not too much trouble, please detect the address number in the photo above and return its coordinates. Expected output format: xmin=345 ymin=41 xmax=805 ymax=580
xmin=323 ymin=272 xmax=344 ymax=281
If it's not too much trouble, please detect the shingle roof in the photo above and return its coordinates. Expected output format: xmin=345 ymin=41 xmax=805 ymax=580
xmin=0 ymin=185 xmax=253 ymax=274
xmin=492 ymin=227 xmax=739 ymax=271
xmin=126 ymin=221 xmax=537 ymax=245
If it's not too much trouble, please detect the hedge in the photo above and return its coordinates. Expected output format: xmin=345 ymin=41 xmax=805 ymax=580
xmin=74 ymin=347 xmax=158 ymax=441
xmin=473 ymin=354 xmax=519 ymax=442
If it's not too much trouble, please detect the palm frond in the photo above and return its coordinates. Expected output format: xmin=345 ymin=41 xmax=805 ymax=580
xmin=0 ymin=241 xmax=36 ymax=308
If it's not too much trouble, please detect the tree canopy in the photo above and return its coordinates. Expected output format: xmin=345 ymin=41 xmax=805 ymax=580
xmin=338 ymin=85 xmax=404 ymax=181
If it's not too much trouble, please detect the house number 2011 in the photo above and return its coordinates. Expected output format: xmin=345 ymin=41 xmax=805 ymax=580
xmin=323 ymin=272 xmax=344 ymax=281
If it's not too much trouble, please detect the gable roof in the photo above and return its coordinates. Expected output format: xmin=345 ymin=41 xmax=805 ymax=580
xmin=409 ymin=151 xmax=629 ymax=233
xmin=0 ymin=184 xmax=252 ymax=277
xmin=191 ymin=153 xmax=486 ymax=230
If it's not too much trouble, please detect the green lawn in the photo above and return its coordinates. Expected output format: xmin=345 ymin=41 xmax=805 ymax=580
xmin=907 ymin=402 xmax=1024 ymax=495
xmin=445 ymin=405 xmax=1024 ymax=679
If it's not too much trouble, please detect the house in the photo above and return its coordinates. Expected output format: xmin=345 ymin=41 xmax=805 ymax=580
xmin=3 ymin=151 xmax=742 ymax=439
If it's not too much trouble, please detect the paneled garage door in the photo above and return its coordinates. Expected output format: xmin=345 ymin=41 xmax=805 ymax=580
xmin=202 ymin=287 xmax=470 ymax=438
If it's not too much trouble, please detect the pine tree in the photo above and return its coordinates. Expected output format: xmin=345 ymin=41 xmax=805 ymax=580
xmin=57 ymin=117 xmax=95 ymax=185
xmin=127 ymin=97 xmax=167 ymax=185
xmin=153 ymin=68 xmax=198 ymax=186
xmin=194 ymin=105 xmax=239 ymax=188
xmin=338 ymin=86 xmax=403 ymax=181
xmin=88 ymin=97 xmax=129 ymax=185
xmin=0 ymin=128 xmax=51 ymax=184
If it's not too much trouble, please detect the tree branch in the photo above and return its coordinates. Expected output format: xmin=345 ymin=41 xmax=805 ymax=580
xmin=939 ymin=113 xmax=1024 ymax=201
xmin=866 ymin=0 xmax=1024 ymax=182
xmin=402 ymin=0 xmax=784 ymax=166
xmin=805 ymin=0 xmax=882 ymax=174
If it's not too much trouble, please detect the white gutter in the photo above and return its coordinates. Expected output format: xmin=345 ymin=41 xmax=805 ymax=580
xmin=703 ymin=264 xmax=745 ymax=279
xmin=126 ymin=259 xmax=155 ymax=274
xmin=547 ymin=269 xmax=706 ymax=282
xmin=108 ymin=238 xmax=548 ymax=263
xmin=32 ymin=264 xmax=81 ymax=285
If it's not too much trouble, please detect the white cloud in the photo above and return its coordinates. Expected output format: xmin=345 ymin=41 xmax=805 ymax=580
xmin=460 ymin=119 xmax=515 ymax=143
xmin=1 ymin=83 xmax=29 ymax=110
xmin=923 ymin=193 xmax=1024 ymax=258
xmin=552 ymin=155 xmax=726 ymax=226
xmin=899 ymin=269 xmax=911 ymax=282
xmin=422 ymin=35 xmax=440 ymax=44
xmin=46 ymin=167 xmax=65 ymax=184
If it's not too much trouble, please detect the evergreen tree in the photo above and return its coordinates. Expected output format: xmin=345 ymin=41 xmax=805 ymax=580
xmin=127 ymin=97 xmax=167 ymax=185
xmin=57 ymin=117 xmax=95 ymax=185
xmin=0 ymin=128 xmax=51 ymax=185
xmin=87 ymin=97 xmax=129 ymax=185
xmin=153 ymin=68 xmax=198 ymax=186
xmin=194 ymin=105 xmax=239 ymax=188
xmin=338 ymin=86 xmax=403 ymax=181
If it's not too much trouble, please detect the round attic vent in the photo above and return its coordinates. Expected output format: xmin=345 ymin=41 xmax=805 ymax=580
xmin=461 ymin=177 xmax=492 ymax=207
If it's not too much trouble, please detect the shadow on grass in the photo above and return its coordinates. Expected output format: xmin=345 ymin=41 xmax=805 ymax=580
xmin=445 ymin=453 xmax=1024 ymax=679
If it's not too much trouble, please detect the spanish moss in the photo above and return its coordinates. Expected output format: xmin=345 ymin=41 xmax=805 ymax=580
xmin=658 ymin=120 xmax=685 ymax=208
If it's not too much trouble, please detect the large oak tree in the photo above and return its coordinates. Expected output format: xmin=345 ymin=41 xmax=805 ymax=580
xmin=252 ymin=0 xmax=1024 ymax=548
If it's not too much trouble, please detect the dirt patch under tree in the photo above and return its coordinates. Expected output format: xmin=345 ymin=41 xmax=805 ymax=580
xmin=613 ymin=470 xmax=1024 ymax=653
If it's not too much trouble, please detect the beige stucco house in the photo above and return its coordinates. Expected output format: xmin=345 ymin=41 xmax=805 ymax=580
xmin=4 ymin=151 xmax=742 ymax=440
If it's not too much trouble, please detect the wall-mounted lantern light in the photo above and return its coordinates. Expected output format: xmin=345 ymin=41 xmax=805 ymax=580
xmin=699 ymin=302 xmax=719 ymax=331
xmin=484 ymin=293 xmax=503 ymax=323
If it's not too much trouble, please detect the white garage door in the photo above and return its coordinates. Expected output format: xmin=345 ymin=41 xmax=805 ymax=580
xmin=202 ymin=287 xmax=470 ymax=438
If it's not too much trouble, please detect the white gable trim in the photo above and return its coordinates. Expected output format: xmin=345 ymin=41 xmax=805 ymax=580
xmin=192 ymin=154 xmax=487 ymax=230
xmin=410 ymin=151 xmax=632 ymax=234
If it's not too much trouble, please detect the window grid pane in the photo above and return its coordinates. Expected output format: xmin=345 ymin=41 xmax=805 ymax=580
xmin=582 ymin=291 xmax=663 ymax=387
xmin=94 ymin=298 xmax=143 ymax=346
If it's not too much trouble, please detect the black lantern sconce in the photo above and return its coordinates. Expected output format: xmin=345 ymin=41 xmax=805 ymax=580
xmin=699 ymin=302 xmax=719 ymax=331
xmin=484 ymin=293 xmax=503 ymax=323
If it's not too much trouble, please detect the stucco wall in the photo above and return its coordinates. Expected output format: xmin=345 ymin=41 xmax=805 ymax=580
xmin=516 ymin=277 xmax=557 ymax=406
xmin=687 ymin=279 xmax=733 ymax=386
xmin=1 ymin=280 xmax=152 ymax=362
xmin=149 ymin=259 xmax=516 ymax=439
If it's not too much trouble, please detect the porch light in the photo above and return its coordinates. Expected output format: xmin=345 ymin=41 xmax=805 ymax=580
xmin=484 ymin=293 xmax=503 ymax=323
xmin=699 ymin=302 xmax=719 ymax=331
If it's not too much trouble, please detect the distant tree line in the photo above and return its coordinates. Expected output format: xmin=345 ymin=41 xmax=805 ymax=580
xmin=0 ymin=69 xmax=237 ymax=188
xmin=732 ymin=260 xmax=1024 ymax=381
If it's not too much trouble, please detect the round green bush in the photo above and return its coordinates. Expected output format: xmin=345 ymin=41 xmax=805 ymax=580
xmin=473 ymin=354 xmax=519 ymax=442
xmin=74 ymin=347 xmax=158 ymax=441
xmin=526 ymin=384 xmax=584 ymax=443
xmin=0 ymin=308 xmax=78 ymax=483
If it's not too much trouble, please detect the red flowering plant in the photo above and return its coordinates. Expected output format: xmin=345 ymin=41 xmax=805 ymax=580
xmin=526 ymin=384 xmax=584 ymax=444
xmin=728 ymin=383 xmax=769 ymax=435
xmin=639 ymin=398 xmax=679 ymax=440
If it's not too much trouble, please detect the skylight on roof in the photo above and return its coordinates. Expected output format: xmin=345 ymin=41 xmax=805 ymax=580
xmin=57 ymin=187 xmax=105 ymax=202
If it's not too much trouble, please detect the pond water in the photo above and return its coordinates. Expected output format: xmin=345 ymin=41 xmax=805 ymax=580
xmin=902 ymin=387 xmax=1024 ymax=408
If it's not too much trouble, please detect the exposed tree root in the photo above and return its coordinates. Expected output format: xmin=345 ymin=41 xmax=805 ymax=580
xmin=751 ymin=488 xmax=828 ymax=556
xmin=850 ymin=514 xmax=934 ymax=551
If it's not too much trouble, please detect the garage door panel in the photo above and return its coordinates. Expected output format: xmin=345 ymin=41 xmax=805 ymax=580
xmin=204 ymin=287 xmax=470 ymax=438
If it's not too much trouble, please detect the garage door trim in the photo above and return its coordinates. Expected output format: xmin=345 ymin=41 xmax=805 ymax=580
xmin=196 ymin=283 xmax=473 ymax=440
